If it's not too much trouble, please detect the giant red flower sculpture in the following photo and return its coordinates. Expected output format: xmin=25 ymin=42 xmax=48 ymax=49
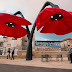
xmin=36 ymin=8 xmax=72 ymax=35
xmin=69 ymin=12 xmax=72 ymax=15
xmin=0 ymin=13 xmax=31 ymax=38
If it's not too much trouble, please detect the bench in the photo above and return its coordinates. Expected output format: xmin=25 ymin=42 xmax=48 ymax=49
xmin=41 ymin=54 xmax=52 ymax=62
xmin=41 ymin=54 xmax=63 ymax=62
xmin=56 ymin=54 xmax=63 ymax=61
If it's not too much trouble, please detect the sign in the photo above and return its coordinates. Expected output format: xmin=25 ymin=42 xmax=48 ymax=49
xmin=35 ymin=41 xmax=61 ymax=48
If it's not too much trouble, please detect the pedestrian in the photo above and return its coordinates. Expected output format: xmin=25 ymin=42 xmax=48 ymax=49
xmin=68 ymin=45 xmax=72 ymax=63
xmin=11 ymin=48 xmax=15 ymax=60
xmin=7 ymin=48 xmax=10 ymax=59
xmin=67 ymin=45 xmax=70 ymax=61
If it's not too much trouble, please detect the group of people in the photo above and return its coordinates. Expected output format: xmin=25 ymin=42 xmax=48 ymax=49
xmin=7 ymin=48 xmax=15 ymax=60
xmin=68 ymin=45 xmax=72 ymax=63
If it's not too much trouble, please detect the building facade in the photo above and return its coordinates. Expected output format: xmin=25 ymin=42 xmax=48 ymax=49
xmin=0 ymin=37 xmax=22 ymax=55
xmin=60 ymin=38 xmax=72 ymax=51
xmin=0 ymin=34 xmax=71 ymax=56
xmin=0 ymin=36 xmax=28 ymax=55
xmin=0 ymin=33 xmax=35 ymax=55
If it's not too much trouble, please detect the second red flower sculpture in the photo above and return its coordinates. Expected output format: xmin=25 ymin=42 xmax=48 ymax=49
xmin=36 ymin=8 xmax=72 ymax=35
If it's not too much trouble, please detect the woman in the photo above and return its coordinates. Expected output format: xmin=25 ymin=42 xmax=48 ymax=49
xmin=7 ymin=48 xmax=10 ymax=59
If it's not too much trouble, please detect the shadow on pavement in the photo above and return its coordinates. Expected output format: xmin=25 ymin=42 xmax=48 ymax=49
xmin=0 ymin=64 xmax=72 ymax=72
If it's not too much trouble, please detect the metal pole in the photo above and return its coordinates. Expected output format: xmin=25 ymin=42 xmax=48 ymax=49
xmin=26 ymin=1 xmax=59 ymax=60
xmin=14 ymin=11 xmax=30 ymax=39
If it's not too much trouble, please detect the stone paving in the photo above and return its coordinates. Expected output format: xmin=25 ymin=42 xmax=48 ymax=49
xmin=0 ymin=58 xmax=72 ymax=70
xmin=0 ymin=64 xmax=72 ymax=72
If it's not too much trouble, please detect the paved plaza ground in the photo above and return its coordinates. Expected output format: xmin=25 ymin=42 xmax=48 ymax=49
xmin=0 ymin=58 xmax=72 ymax=72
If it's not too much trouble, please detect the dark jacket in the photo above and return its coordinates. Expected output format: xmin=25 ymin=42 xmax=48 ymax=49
xmin=12 ymin=50 xmax=14 ymax=55
xmin=8 ymin=50 xmax=10 ymax=54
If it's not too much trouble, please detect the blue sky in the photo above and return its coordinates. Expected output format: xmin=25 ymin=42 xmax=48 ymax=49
xmin=35 ymin=28 xmax=72 ymax=41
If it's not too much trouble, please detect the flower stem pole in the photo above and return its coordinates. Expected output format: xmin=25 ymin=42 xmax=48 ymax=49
xmin=14 ymin=11 xmax=30 ymax=39
xmin=26 ymin=1 xmax=59 ymax=60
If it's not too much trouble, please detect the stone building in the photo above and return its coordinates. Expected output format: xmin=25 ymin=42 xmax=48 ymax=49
xmin=60 ymin=38 xmax=72 ymax=51
xmin=0 ymin=33 xmax=35 ymax=55
xmin=22 ymin=35 xmax=28 ymax=50
xmin=0 ymin=37 xmax=22 ymax=55
xmin=0 ymin=36 xmax=27 ymax=55
xmin=22 ymin=33 xmax=35 ymax=50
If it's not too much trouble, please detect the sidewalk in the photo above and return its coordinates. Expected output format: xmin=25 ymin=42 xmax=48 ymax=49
xmin=0 ymin=58 xmax=72 ymax=69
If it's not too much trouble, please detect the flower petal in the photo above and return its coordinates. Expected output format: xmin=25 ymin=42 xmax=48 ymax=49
xmin=0 ymin=13 xmax=31 ymax=26
xmin=3 ymin=25 xmax=27 ymax=38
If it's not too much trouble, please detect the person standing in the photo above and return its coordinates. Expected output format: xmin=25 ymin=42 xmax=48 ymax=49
xmin=70 ymin=48 xmax=72 ymax=63
xmin=11 ymin=48 xmax=15 ymax=60
xmin=68 ymin=45 xmax=70 ymax=61
xmin=7 ymin=48 xmax=10 ymax=59
xmin=68 ymin=45 xmax=72 ymax=63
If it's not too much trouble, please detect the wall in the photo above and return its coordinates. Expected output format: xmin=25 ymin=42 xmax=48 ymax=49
xmin=17 ymin=50 xmax=68 ymax=58
xmin=60 ymin=40 xmax=72 ymax=51
xmin=0 ymin=50 xmax=68 ymax=59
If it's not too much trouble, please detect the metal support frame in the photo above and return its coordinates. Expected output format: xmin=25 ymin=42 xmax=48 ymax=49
xmin=26 ymin=1 xmax=59 ymax=60
xmin=14 ymin=11 xmax=30 ymax=39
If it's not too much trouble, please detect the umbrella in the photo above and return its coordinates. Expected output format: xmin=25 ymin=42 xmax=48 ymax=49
xmin=0 ymin=13 xmax=31 ymax=38
xmin=36 ymin=8 xmax=72 ymax=35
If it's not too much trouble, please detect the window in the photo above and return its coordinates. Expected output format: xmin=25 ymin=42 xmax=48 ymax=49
xmin=0 ymin=42 xmax=3 ymax=47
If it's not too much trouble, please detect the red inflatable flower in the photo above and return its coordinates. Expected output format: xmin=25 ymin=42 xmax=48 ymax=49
xmin=69 ymin=12 xmax=72 ymax=15
xmin=0 ymin=13 xmax=31 ymax=38
xmin=36 ymin=8 xmax=72 ymax=35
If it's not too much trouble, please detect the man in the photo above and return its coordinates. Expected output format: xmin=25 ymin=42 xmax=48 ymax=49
xmin=68 ymin=45 xmax=70 ymax=61
xmin=68 ymin=45 xmax=72 ymax=63
xmin=11 ymin=48 xmax=15 ymax=60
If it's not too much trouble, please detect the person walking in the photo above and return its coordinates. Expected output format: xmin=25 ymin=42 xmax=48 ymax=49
xmin=7 ymin=48 xmax=10 ymax=59
xmin=70 ymin=47 xmax=72 ymax=63
xmin=11 ymin=48 xmax=15 ymax=60
xmin=68 ymin=45 xmax=71 ymax=61
xmin=68 ymin=45 xmax=72 ymax=63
